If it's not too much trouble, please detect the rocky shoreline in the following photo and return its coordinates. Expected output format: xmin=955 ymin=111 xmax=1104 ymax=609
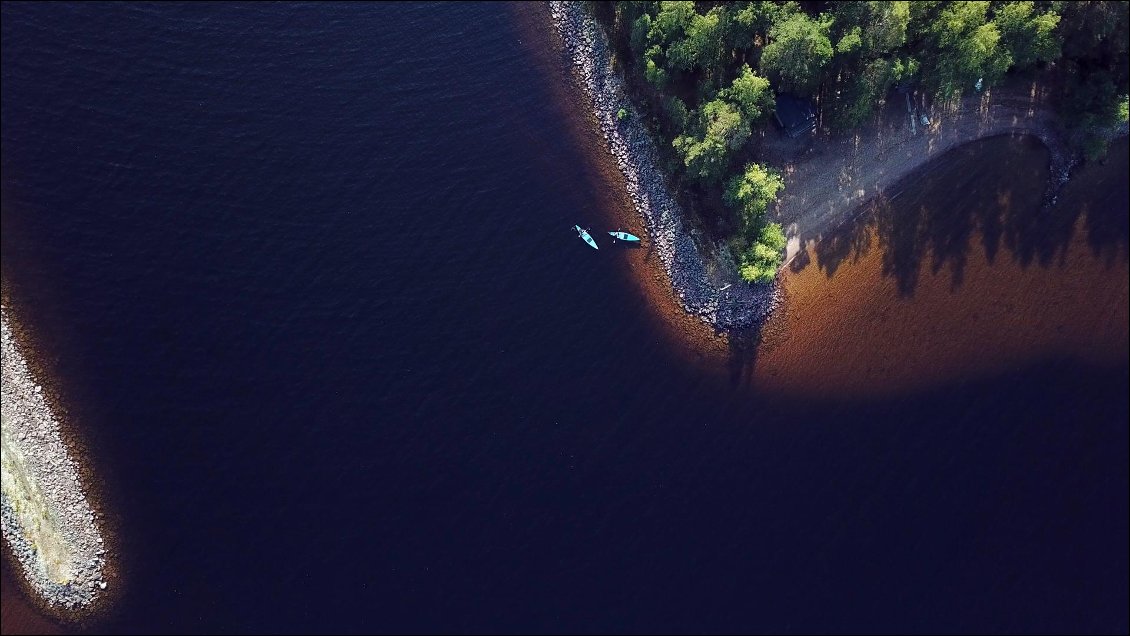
xmin=1 ymin=309 xmax=107 ymax=612
xmin=548 ymin=1 xmax=778 ymax=331
xmin=548 ymin=2 xmax=1129 ymax=313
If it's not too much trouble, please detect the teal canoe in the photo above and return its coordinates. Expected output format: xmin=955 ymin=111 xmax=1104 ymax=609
xmin=574 ymin=225 xmax=598 ymax=249
xmin=608 ymin=230 xmax=640 ymax=242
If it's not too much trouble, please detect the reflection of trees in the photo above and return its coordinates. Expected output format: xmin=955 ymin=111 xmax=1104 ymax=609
xmin=809 ymin=136 xmax=1129 ymax=296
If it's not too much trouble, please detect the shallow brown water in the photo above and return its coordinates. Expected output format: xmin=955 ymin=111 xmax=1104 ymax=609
xmin=754 ymin=135 xmax=1129 ymax=397
xmin=0 ymin=562 xmax=61 ymax=635
xmin=1 ymin=1 xmax=1126 ymax=628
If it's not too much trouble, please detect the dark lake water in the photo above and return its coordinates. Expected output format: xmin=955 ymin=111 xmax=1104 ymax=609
xmin=2 ymin=3 xmax=1127 ymax=633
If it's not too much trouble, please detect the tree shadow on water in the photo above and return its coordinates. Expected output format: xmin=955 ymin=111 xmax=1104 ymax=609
xmin=1080 ymin=139 xmax=1130 ymax=268
xmin=725 ymin=323 xmax=762 ymax=388
xmin=1086 ymin=196 xmax=1130 ymax=268
xmin=809 ymin=135 xmax=1130 ymax=297
xmin=813 ymin=203 xmax=874 ymax=279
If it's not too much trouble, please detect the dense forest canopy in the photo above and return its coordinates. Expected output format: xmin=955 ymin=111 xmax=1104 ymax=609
xmin=592 ymin=1 xmax=1130 ymax=282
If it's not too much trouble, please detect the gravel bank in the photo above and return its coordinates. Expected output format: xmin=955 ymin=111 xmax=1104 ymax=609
xmin=1 ymin=309 xmax=107 ymax=612
xmin=548 ymin=2 xmax=778 ymax=331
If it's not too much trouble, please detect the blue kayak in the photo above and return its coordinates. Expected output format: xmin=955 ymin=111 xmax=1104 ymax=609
xmin=574 ymin=225 xmax=598 ymax=249
xmin=608 ymin=230 xmax=640 ymax=242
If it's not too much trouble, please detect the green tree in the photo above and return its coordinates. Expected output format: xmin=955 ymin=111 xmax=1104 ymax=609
xmin=724 ymin=163 xmax=784 ymax=230
xmin=724 ymin=64 xmax=775 ymax=122
xmin=832 ymin=57 xmax=899 ymax=129
xmin=920 ymin=1 xmax=1011 ymax=98
xmin=907 ymin=0 xmax=944 ymax=43
xmin=836 ymin=27 xmax=863 ymax=57
xmin=738 ymin=223 xmax=788 ymax=283
xmin=662 ymin=95 xmax=690 ymax=133
xmin=890 ymin=55 xmax=920 ymax=83
xmin=720 ymin=1 xmax=800 ymax=50
xmin=992 ymin=2 xmax=1061 ymax=70
xmin=760 ymin=12 xmax=834 ymax=95
xmin=644 ymin=45 xmax=669 ymax=87
xmin=630 ymin=13 xmax=653 ymax=56
xmin=673 ymin=99 xmax=751 ymax=182
xmin=650 ymin=0 xmax=695 ymax=43
xmin=825 ymin=2 xmax=911 ymax=129
xmin=831 ymin=1 xmax=909 ymax=56
xmin=666 ymin=7 xmax=726 ymax=72
xmin=616 ymin=1 xmax=657 ymax=46
xmin=1056 ymin=0 xmax=1129 ymax=152
xmin=638 ymin=2 xmax=696 ymax=88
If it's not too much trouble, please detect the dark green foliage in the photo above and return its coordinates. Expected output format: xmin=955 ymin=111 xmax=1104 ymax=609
xmin=830 ymin=1 xmax=909 ymax=58
xmin=916 ymin=2 xmax=1010 ymax=97
xmin=760 ymin=13 xmax=833 ymax=95
xmin=661 ymin=95 xmax=690 ymax=132
xmin=644 ymin=45 xmax=669 ymax=87
xmin=724 ymin=65 xmax=775 ymax=122
xmin=994 ymin=2 xmax=1061 ymax=70
xmin=724 ymin=163 xmax=784 ymax=230
xmin=673 ymin=99 xmax=751 ymax=182
xmin=599 ymin=0 xmax=1129 ymax=278
xmin=825 ymin=2 xmax=911 ymax=129
xmin=630 ymin=14 xmax=653 ymax=55
xmin=1054 ymin=1 xmax=1129 ymax=160
xmin=637 ymin=2 xmax=696 ymax=88
xmin=725 ymin=164 xmax=787 ymax=281
xmin=666 ymin=7 xmax=726 ymax=72
xmin=723 ymin=1 xmax=800 ymax=50
xmin=830 ymin=58 xmax=898 ymax=129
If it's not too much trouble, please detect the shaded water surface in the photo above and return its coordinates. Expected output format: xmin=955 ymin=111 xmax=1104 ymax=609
xmin=2 ymin=3 xmax=1127 ymax=633
xmin=754 ymin=136 xmax=1129 ymax=396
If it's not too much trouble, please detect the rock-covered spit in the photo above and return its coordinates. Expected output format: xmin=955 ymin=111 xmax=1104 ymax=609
xmin=1 ymin=310 xmax=107 ymax=611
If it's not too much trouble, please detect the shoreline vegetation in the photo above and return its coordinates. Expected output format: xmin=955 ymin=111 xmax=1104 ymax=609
xmin=1 ymin=308 xmax=108 ymax=615
xmin=550 ymin=1 xmax=1128 ymax=331
xmin=550 ymin=2 xmax=779 ymax=330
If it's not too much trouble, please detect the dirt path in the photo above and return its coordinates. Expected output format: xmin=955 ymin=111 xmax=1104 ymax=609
xmin=765 ymin=81 xmax=1069 ymax=266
